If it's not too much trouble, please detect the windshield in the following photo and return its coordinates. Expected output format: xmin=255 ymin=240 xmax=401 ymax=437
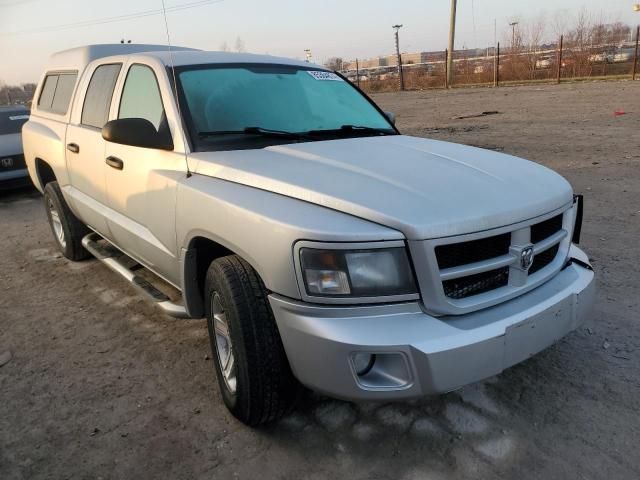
xmin=176 ymin=64 xmax=396 ymax=151
xmin=0 ymin=110 xmax=29 ymax=135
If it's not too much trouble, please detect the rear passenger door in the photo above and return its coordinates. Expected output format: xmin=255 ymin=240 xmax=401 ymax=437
xmin=66 ymin=63 xmax=122 ymax=235
xmin=103 ymin=63 xmax=182 ymax=285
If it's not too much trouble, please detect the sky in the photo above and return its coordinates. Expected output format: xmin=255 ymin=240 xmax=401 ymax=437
xmin=0 ymin=0 xmax=638 ymax=84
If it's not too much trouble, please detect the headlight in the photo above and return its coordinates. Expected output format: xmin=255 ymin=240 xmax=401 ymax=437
xmin=299 ymin=246 xmax=417 ymax=298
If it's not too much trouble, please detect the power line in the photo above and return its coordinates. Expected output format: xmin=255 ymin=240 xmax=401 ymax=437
xmin=0 ymin=0 xmax=44 ymax=6
xmin=1 ymin=0 xmax=224 ymax=36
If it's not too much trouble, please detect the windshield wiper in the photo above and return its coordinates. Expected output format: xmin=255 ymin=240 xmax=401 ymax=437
xmin=198 ymin=126 xmax=310 ymax=140
xmin=306 ymin=125 xmax=395 ymax=137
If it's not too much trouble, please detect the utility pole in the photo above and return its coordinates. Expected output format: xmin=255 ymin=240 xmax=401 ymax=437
xmin=393 ymin=24 xmax=405 ymax=91
xmin=494 ymin=42 xmax=500 ymax=87
xmin=633 ymin=25 xmax=639 ymax=81
xmin=447 ymin=0 xmax=457 ymax=88
xmin=556 ymin=35 xmax=564 ymax=84
xmin=509 ymin=22 xmax=519 ymax=52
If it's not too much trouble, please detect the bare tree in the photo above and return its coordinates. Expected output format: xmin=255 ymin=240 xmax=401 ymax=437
xmin=550 ymin=9 xmax=569 ymax=40
xmin=523 ymin=15 xmax=546 ymax=79
xmin=219 ymin=41 xmax=229 ymax=52
xmin=234 ymin=37 xmax=245 ymax=53
xmin=565 ymin=8 xmax=593 ymax=77
xmin=325 ymin=57 xmax=344 ymax=71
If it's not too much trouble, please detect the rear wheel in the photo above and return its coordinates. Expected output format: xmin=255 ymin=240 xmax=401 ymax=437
xmin=43 ymin=181 xmax=91 ymax=261
xmin=204 ymin=255 xmax=299 ymax=425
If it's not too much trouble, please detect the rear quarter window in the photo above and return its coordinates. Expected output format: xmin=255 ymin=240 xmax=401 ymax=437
xmin=37 ymin=72 xmax=78 ymax=115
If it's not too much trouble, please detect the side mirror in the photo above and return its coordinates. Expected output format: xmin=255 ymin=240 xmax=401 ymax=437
xmin=384 ymin=111 xmax=396 ymax=125
xmin=102 ymin=118 xmax=173 ymax=151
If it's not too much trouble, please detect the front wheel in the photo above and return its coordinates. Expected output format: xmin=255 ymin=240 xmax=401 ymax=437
xmin=204 ymin=255 xmax=299 ymax=426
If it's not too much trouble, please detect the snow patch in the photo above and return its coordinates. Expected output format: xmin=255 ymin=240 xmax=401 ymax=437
xmin=375 ymin=405 xmax=415 ymax=431
xmin=314 ymin=402 xmax=357 ymax=432
xmin=445 ymin=403 xmax=491 ymax=434
xmin=458 ymin=383 xmax=500 ymax=415
xmin=475 ymin=436 xmax=515 ymax=460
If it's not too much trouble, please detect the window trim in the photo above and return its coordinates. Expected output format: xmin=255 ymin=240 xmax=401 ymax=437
xmin=37 ymin=70 xmax=79 ymax=116
xmin=117 ymin=63 xmax=171 ymax=143
xmin=80 ymin=62 xmax=123 ymax=130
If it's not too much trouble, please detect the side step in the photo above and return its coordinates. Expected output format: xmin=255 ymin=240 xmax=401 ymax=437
xmin=81 ymin=233 xmax=191 ymax=318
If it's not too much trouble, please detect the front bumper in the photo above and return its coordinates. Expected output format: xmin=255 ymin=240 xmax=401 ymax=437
xmin=270 ymin=245 xmax=595 ymax=401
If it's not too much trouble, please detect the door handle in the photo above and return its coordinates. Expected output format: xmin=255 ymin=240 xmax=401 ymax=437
xmin=105 ymin=156 xmax=124 ymax=170
xmin=66 ymin=143 xmax=80 ymax=154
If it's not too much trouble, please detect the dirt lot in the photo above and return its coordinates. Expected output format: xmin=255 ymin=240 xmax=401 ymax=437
xmin=1 ymin=80 xmax=639 ymax=480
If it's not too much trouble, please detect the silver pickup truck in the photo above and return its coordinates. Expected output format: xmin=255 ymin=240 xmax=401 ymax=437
xmin=23 ymin=44 xmax=595 ymax=426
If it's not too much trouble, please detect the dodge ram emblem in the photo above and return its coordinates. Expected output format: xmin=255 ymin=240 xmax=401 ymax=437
xmin=521 ymin=246 xmax=535 ymax=270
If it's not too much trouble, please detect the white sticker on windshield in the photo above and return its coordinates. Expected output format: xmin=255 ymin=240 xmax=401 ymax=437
xmin=307 ymin=71 xmax=344 ymax=82
xmin=9 ymin=115 xmax=29 ymax=121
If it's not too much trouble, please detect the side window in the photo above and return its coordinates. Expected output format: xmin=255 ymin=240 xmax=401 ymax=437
xmin=50 ymin=73 xmax=78 ymax=114
xmin=118 ymin=65 xmax=165 ymax=131
xmin=37 ymin=72 xmax=78 ymax=115
xmin=38 ymin=75 xmax=58 ymax=110
xmin=81 ymin=64 xmax=122 ymax=129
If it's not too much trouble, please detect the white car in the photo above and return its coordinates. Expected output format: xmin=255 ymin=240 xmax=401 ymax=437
xmin=23 ymin=45 xmax=595 ymax=425
xmin=612 ymin=50 xmax=634 ymax=63
xmin=0 ymin=105 xmax=30 ymax=189
xmin=588 ymin=52 xmax=613 ymax=64
xmin=535 ymin=58 xmax=553 ymax=70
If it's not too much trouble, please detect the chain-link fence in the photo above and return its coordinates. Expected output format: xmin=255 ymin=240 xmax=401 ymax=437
xmin=342 ymin=24 xmax=640 ymax=93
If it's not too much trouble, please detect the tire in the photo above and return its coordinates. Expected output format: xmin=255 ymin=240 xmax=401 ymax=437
xmin=204 ymin=255 xmax=299 ymax=425
xmin=43 ymin=181 xmax=91 ymax=261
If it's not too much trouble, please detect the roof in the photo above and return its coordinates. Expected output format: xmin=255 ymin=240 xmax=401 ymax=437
xmin=46 ymin=44 xmax=323 ymax=73
xmin=136 ymin=50 xmax=322 ymax=69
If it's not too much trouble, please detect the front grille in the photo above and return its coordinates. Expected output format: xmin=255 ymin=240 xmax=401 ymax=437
xmin=430 ymin=211 xmax=568 ymax=304
xmin=443 ymin=267 xmax=510 ymax=299
xmin=531 ymin=214 xmax=563 ymax=243
xmin=0 ymin=154 xmax=25 ymax=172
xmin=435 ymin=233 xmax=511 ymax=269
xmin=529 ymin=244 xmax=560 ymax=275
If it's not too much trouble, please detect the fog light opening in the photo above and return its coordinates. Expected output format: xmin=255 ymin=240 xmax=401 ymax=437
xmin=352 ymin=352 xmax=376 ymax=376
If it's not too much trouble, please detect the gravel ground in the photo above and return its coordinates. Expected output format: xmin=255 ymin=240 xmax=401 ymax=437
xmin=1 ymin=80 xmax=639 ymax=480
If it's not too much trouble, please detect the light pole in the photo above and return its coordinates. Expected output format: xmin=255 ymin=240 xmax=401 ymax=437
xmin=446 ymin=0 xmax=457 ymax=88
xmin=509 ymin=22 xmax=519 ymax=51
xmin=393 ymin=24 xmax=405 ymax=91
xmin=633 ymin=5 xmax=639 ymax=80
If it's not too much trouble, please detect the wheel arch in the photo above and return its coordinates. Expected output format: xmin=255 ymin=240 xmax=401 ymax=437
xmin=181 ymin=234 xmax=270 ymax=318
xmin=35 ymin=157 xmax=57 ymax=191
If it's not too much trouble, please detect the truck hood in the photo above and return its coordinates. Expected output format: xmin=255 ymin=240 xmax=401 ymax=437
xmin=191 ymin=135 xmax=573 ymax=239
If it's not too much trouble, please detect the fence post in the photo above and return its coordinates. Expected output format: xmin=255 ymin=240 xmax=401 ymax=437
xmin=556 ymin=35 xmax=563 ymax=84
xmin=494 ymin=42 xmax=500 ymax=87
xmin=633 ymin=26 xmax=639 ymax=81
xmin=356 ymin=59 xmax=360 ymax=88
xmin=444 ymin=49 xmax=449 ymax=88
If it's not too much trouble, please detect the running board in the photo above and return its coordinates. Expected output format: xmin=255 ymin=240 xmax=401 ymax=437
xmin=81 ymin=233 xmax=190 ymax=318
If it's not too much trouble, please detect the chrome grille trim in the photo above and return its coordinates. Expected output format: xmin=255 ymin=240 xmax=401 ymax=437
xmin=410 ymin=202 xmax=578 ymax=316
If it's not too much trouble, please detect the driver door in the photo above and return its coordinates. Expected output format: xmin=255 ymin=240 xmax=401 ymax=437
xmin=103 ymin=63 xmax=185 ymax=285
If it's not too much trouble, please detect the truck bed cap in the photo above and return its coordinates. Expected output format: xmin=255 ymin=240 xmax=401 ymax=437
xmin=46 ymin=44 xmax=200 ymax=72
